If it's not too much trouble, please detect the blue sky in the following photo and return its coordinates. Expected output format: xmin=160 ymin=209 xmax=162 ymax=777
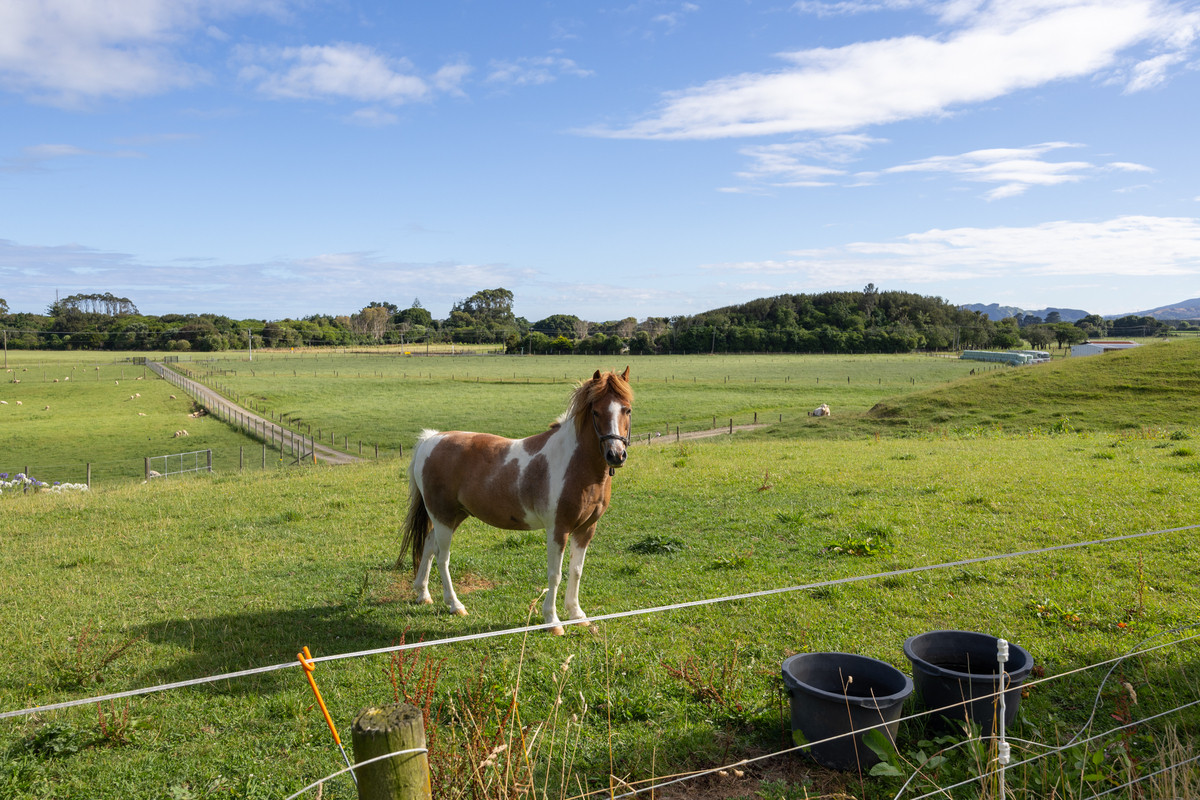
xmin=2 ymin=0 xmax=1199 ymax=323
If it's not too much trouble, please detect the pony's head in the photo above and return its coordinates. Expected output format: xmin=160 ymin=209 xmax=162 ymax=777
xmin=566 ymin=367 xmax=633 ymax=470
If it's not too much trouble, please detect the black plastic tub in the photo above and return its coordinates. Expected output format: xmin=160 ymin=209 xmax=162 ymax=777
xmin=781 ymin=652 xmax=913 ymax=771
xmin=903 ymin=630 xmax=1033 ymax=733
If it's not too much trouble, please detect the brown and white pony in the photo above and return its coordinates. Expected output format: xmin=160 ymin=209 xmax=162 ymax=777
xmin=399 ymin=368 xmax=633 ymax=634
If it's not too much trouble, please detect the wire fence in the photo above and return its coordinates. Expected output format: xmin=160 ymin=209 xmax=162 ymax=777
xmin=3 ymin=522 xmax=1199 ymax=799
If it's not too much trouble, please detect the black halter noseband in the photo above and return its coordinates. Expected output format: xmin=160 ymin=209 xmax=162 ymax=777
xmin=593 ymin=407 xmax=631 ymax=476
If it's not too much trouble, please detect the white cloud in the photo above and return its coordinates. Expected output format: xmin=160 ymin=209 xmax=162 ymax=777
xmin=242 ymin=44 xmax=432 ymax=104
xmin=731 ymin=134 xmax=884 ymax=188
xmin=589 ymin=0 xmax=1198 ymax=139
xmin=731 ymin=140 xmax=1156 ymax=196
xmin=0 ymin=0 xmax=284 ymax=105
xmin=653 ymin=2 xmax=701 ymax=31
xmin=883 ymin=142 xmax=1097 ymax=199
xmin=486 ymin=53 xmax=593 ymax=86
xmin=0 ymin=238 xmax=528 ymax=318
xmin=702 ymin=216 xmax=1200 ymax=286
xmin=792 ymin=0 xmax=924 ymax=17
xmin=1 ymin=143 xmax=142 ymax=173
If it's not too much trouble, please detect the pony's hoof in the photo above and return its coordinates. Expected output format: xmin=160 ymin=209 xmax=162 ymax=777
xmin=417 ymin=596 xmax=434 ymax=606
xmin=548 ymin=626 xmax=566 ymax=636
xmin=453 ymin=607 xmax=469 ymax=617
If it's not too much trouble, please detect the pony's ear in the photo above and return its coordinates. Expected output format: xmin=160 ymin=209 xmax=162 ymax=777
xmin=620 ymin=366 xmax=630 ymax=381
xmin=592 ymin=370 xmax=602 ymax=381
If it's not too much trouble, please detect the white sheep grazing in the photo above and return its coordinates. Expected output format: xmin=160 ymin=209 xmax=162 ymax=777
xmin=169 ymin=395 xmax=177 ymax=400
xmin=809 ymin=403 xmax=831 ymax=417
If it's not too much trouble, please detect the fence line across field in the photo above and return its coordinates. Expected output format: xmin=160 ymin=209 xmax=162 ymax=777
xmin=3 ymin=521 xmax=1196 ymax=723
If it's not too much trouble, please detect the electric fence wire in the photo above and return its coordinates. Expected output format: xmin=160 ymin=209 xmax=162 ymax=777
xmin=3 ymin=522 xmax=1198 ymax=722
xmin=901 ymin=696 xmax=1200 ymax=800
xmin=1081 ymin=752 xmax=1200 ymax=800
xmin=573 ymin=630 xmax=1200 ymax=800
xmin=280 ymin=747 xmax=428 ymax=800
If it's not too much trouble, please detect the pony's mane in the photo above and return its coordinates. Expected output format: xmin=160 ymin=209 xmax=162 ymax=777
xmin=558 ymin=370 xmax=634 ymax=435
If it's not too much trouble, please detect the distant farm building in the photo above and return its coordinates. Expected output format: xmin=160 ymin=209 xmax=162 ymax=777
xmin=1070 ymin=340 xmax=1141 ymax=357
xmin=960 ymin=349 xmax=1049 ymax=366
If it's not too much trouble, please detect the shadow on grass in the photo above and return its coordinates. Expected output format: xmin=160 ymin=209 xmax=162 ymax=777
xmin=127 ymin=603 xmax=500 ymax=696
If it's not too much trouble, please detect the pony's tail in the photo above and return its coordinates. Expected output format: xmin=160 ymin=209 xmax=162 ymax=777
xmin=398 ymin=471 xmax=431 ymax=572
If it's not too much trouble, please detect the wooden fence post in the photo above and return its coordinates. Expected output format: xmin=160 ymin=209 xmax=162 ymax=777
xmin=351 ymin=702 xmax=431 ymax=800
xmin=144 ymin=458 xmax=150 ymax=482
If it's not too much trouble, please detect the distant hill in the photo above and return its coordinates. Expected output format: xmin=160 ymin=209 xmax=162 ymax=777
xmin=960 ymin=303 xmax=1090 ymax=322
xmin=963 ymin=298 xmax=1200 ymax=322
xmin=867 ymin=338 xmax=1200 ymax=434
xmin=1127 ymin=297 xmax=1200 ymax=321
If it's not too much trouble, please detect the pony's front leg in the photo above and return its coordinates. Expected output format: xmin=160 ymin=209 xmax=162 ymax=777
xmin=427 ymin=521 xmax=467 ymax=616
xmin=563 ymin=527 xmax=596 ymax=625
xmin=543 ymin=529 xmax=568 ymax=634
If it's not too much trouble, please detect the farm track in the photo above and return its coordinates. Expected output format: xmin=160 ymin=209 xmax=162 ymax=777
xmin=635 ymin=423 xmax=766 ymax=444
xmin=148 ymin=361 xmax=362 ymax=466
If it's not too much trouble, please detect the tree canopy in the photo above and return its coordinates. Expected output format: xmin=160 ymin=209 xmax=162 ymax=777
xmin=2 ymin=285 xmax=1190 ymax=353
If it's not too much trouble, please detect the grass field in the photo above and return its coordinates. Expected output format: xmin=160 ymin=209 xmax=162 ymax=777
xmin=4 ymin=349 xmax=982 ymax=485
xmin=2 ymin=343 xmax=1199 ymax=799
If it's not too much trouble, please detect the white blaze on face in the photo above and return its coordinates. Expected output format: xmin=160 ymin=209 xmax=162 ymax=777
xmin=598 ymin=398 xmax=628 ymax=466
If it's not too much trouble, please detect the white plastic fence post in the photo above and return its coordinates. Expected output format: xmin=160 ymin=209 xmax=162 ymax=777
xmin=997 ymin=638 xmax=1011 ymax=798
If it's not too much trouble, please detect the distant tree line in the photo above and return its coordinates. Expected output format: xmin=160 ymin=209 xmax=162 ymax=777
xmin=1 ymin=286 xmax=1194 ymax=354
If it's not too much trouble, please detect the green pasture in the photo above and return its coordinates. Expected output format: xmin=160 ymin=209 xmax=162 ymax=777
xmin=176 ymin=351 xmax=981 ymax=449
xmin=4 ymin=350 xmax=983 ymax=486
xmin=1 ymin=355 xmax=293 ymax=484
xmin=2 ymin=343 xmax=1200 ymax=798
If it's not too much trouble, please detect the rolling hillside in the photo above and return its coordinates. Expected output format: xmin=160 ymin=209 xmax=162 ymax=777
xmin=866 ymin=339 xmax=1200 ymax=434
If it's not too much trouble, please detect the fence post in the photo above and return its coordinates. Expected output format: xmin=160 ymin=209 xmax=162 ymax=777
xmin=86 ymin=463 xmax=91 ymax=488
xmin=351 ymin=703 xmax=431 ymax=800
xmin=206 ymin=450 xmax=212 ymax=473
xmin=729 ymin=418 xmax=733 ymax=435
xmin=145 ymin=458 xmax=151 ymax=482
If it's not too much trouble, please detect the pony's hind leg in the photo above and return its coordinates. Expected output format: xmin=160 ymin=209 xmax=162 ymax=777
xmin=412 ymin=538 xmax=437 ymax=606
xmin=429 ymin=521 xmax=467 ymax=616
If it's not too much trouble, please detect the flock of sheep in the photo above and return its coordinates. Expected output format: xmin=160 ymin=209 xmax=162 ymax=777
xmin=3 ymin=366 xmax=196 ymax=438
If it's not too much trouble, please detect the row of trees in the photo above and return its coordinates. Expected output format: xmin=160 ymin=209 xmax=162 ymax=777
xmin=1 ymin=287 xmax=1191 ymax=355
